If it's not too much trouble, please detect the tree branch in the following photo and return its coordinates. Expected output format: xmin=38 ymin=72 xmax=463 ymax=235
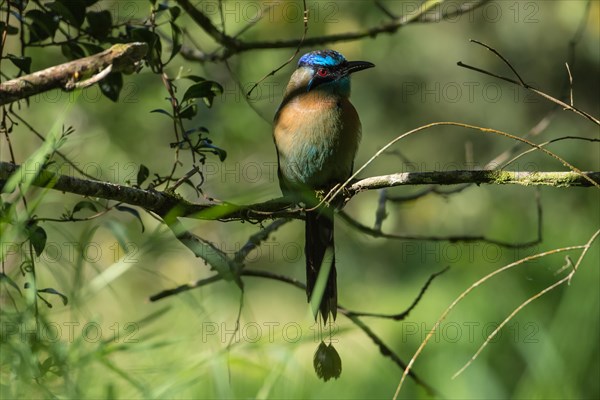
xmin=1 ymin=161 xmax=598 ymax=222
xmin=150 ymin=267 xmax=439 ymax=396
xmin=178 ymin=0 xmax=492 ymax=62
xmin=0 ymin=42 xmax=148 ymax=105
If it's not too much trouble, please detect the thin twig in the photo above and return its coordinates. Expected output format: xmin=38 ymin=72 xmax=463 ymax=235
xmin=178 ymin=0 xmax=491 ymax=62
xmin=452 ymin=229 xmax=600 ymax=379
xmin=338 ymin=210 xmax=541 ymax=249
xmin=458 ymin=40 xmax=600 ymax=125
xmin=246 ymin=0 xmax=308 ymax=97
xmin=321 ymin=121 xmax=599 ymax=208
xmin=565 ymin=62 xmax=574 ymax=107
xmin=344 ymin=266 xmax=450 ymax=320
xmin=469 ymin=39 xmax=527 ymax=86
xmin=392 ymin=241 xmax=593 ymax=399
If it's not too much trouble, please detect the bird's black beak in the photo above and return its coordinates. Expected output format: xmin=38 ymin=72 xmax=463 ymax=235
xmin=344 ymin=60 xmax=375 ymax=75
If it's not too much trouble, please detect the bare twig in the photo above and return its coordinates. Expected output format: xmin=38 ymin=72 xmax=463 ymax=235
xmin=344 ymin=266 xmax=450 ymax=320
xmin=163 ymin=268 xmax=439 ymax=396
xmin=233 ymin=218 xmax=292 ymax=264
xmin=452 ymin=229 xmax=600 ymax=379
xmin=338 ymin=208 xmax=541 ymax=249
xmin=178 ymin=0 xmax=491 ymax=62
xmin=321 ymin=121 xmax=599 ymax=208
xmin=458 ymin=40 xmax=600 ymax=125
xmin=244 ymin=271 xmax=439 ymax=392
xmin=392 ymin=236 xmax=597 ymax=399
xmin=246 ymin=0 xmax=309 ymax=97
xmin=565 ymin=62 xmax=574 ymax=107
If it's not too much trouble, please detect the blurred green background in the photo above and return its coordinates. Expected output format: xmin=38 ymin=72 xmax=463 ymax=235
xmin=1 ymin=1 xmax=599 ymax=399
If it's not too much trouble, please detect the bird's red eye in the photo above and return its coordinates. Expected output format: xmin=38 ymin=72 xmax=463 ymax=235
xmin=317 ymin=68 xmax=328 ymax=77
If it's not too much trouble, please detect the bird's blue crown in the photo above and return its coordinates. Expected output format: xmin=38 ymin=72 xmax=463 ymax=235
xmin=298 ymin=50 xmax=346 ymax=67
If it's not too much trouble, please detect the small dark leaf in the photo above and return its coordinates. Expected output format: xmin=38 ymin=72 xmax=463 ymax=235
xmin=0 ymin=273 xmax=22 ymax=295
xmin=181 ymin=75 xmax=206 ymax=83
xmin=169 ymin=6 xmax=181 ymax=21
xmin=168 ymin=22 xmax=182 ymax=63
xmin=99 ymin=72 xmax=123 ymax=102
xmin=182 ymin=81 xmax=223 ymax=107
xmin=130 ymin=28 xmax=161 ymax=69
xmin=137 ymin=164 xmax=149 ymax=186
xmin=313 ymin=341 xmax=342 ymax=382
xmin=115 ymin=205 xmax=145 ymax=233
xmin=184 ymin=126 xmax=209 ymax=137
xmin=201 ymin=141 xmax=227 ymax=161
xmin=36 ymin=294 xmax=53 ymax=308
xmin=40 ymin=357 xmax=54 ymax=376
xmin=179 ymin=104 xmax=197 ymax=120
xmin=61 ymin=42 xmax=85 ymax=60
xmin=72 ymin=201 xmax=98 ymax=215
xmin=38 ymin=288 xmax=69 ymax=305
xmin=86 ymin=10 xmax=112 ymax=39
xmin=6 ymin=54 xmax=31 ymax=74
xmin=26 ymin=9 xmax=59 ymax=43
xmin=0 ymin=22 xmax=19 ymax=35
xmin=47 ymin=0 xmax=86 ymax=28
xmin=79 ymin=42 xmax=105 ymax=56
xmin=150 ymin=109 xmax=173 ymax=118
xmin=28 ymin=226 xmax=47 ymax=257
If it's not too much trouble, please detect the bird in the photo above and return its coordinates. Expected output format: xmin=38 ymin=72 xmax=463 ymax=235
xmin=273 ymin=50 xmax=374 ymax=324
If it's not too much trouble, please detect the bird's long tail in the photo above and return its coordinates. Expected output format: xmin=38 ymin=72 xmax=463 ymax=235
xmin=305 ymin=209 xmax=337 ymax=324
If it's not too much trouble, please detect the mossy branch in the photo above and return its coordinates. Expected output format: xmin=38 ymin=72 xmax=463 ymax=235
xmin=1 ymin=161 xmax=597 ymax=222
xmin=0 ymin=43 xmax=148 ymax=106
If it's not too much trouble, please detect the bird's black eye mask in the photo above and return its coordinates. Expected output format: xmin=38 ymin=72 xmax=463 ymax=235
xmin=306 ymin=63 xmax=348 ymax=92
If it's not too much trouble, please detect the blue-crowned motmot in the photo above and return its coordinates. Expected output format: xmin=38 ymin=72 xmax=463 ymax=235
xmin=273 ymin=50 xmax=374 ymax=323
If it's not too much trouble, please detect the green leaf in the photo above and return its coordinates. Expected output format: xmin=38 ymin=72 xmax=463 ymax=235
xmin=38 ymin=287 xmax=69 ymax=305
xmin=86 ymin=10 xmax=112 ymax=39
xmin=0 ymin=273 xmax=22 ymax=295
xmin=313 ymin=341 xmax=342 ymax=382
xmin=150 ymin=109 xmax=173 ymax=118
xmin=181 ymin=75 xmax=206 ymax=83
xmin=137 ymin=164 xmax=149 ymax=186
xmin=179 ymin=104 xmax=197 ymax=120
xmin=201 ymin=141 xmax=227 ymax=161
xmin=6 ymin=54 xmax=31 ymax=74
xmin=182 ymin=81 xmax=223 ymax=107
xmin=61 ymin=42 xmax=85 ymax=60
xmin=168 ymin=22 xmax=181 ymax=63
xmin=79 ymin=42 xmax=105 ymax=56
xmin=169 ymin=6 xmax=181 ymax=21
xmin=99 ymin=72 xmax=123 ymax=102
xmin=0 ymin=22 xmax=19 ymax=35
xmin=130 ymin=28 xmax=161 ymax=69
xmin=28 ymin=225 xmax=47 ymax=257
xmin=104 ymin=220 xmax=128 ymax=251
xmin=47 ymin=0 xmax=86 ymax=28
xmin=115 ymin=205 xmax=145 ymax=233
xmin=26 ymin=9 xmax=59 ymax=43
xmin=72 ymin=200 xmax=98 ymax=215
xmin=155 ymin=3 xmax=169 ymax=12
